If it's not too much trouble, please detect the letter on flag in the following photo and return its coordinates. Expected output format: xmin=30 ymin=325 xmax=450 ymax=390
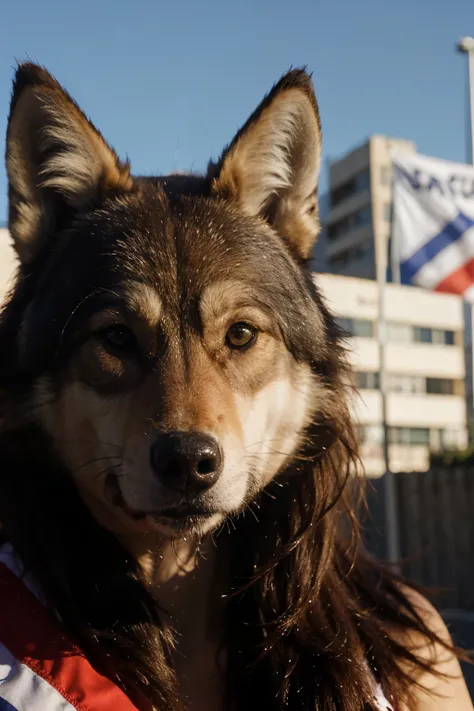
xmin=392 ymin=151 xmax=474 ymax=300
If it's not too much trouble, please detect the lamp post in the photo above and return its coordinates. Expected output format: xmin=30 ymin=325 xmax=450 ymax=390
xmin=457 ymin=36 xmax=474 ymax=165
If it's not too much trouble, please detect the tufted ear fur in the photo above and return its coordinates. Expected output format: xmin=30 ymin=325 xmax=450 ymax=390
xmin=6 ymin=63 xmax=133 ymax=264
xmin=208 ymin=69 xmax=322 ymax=260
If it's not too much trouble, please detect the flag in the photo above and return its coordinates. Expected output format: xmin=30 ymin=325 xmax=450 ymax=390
xmin=392 ymin=151 xmax=474 ymax=299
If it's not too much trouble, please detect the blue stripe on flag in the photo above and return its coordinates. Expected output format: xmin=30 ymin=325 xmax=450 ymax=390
xmin=400 ymin=212 xmax=474 ymax=283
xmin=0 ymin=699 xmax=18 ymax=711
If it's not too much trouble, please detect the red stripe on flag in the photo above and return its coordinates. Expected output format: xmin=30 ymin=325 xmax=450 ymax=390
xmin=434 ymin=257 xmax=474 ymax=296
xmin=0 ymin=562 xmax=151 ymax=711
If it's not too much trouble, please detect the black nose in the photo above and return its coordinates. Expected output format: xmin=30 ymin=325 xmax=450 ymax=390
xmin=150 ymin=432 xmax=223 ymax=492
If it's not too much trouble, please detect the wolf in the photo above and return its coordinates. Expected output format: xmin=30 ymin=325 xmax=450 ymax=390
xmin=0 ymin=63 xmax=468 ymax=711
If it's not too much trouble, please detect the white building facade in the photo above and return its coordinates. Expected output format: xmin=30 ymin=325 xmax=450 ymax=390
xmin=319 ymin=273 xmax=468 ymax=476
xmin=316 ymin=134 xmax=415 ymax=281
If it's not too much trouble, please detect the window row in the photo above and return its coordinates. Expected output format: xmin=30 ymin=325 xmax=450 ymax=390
xmin=337 ymin=317 xmax=455 ymax=345
xmin=355 ymin=372 xmax=456 ymax=396
xmin=328 ymin=165 xmax=391 ymax=211
xmin=328 ymin=241 xmax=373 ymax=268
xmin=330 ymin=169 xmax=371 ymax=208
xmin=387 ymin=323 xmax=455 ymax=345
xmin=327 ymin=205 xmax=372 ymax=241
xmin=358 ymin=426 xmax=460 ymax=447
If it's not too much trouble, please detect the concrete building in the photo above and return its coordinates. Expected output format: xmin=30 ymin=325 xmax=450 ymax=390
xmin=310 ymin=136 xmax=472 ymax=473
xmin=314 ymin=135 xmax=415 ymax=280
xmin=319 ymin=273 xmax=468 ymax=476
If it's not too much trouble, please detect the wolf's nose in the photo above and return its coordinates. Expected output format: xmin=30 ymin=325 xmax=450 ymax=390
xmin=150 ymin=432 xmax=222 ymax=492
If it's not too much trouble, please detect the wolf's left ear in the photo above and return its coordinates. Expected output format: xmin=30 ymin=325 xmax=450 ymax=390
xmin=6 ymin=63 xmax=133 ymax=264
xmin=208 ymin=69 xmax=321 ymax=260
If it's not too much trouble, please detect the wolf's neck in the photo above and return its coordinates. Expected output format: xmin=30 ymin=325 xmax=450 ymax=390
xmin=134 ymin=534 xmax=229 ymax=710
xmin=124 ymin=533 xmax=228 ymax=646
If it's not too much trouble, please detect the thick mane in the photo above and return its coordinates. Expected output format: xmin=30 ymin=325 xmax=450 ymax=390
xmin=0 ymin=266 xmax=460 ymax=711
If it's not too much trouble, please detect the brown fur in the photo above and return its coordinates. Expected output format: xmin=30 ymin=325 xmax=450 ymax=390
xmin=7 ymin=64 xmax=132 ymax=263
xmin=0 ymin=62 xmax=467 ymax=711
xmin=210 ymin=85 xmax=321 ymax=260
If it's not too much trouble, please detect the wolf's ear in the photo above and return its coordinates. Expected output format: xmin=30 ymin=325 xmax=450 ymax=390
xmin=6 ymin=63 xmax=133 ymax=264
xmin=208 ymin=69 xmax=321 ymax=260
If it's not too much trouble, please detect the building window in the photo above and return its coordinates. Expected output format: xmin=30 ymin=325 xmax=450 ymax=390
xmin=328 ymin=241 xmax=373 ymax=268
xmin=354 ymin=206 xmax=372 ymax=228
xmin=327 ymin=205 xmax=372 ymax=241
xmin=327 ymin=219 xmax=346 ymax=241
xmin=355 ymin=170 xmax=371 ymax=192
xmin=353 ymin=319 xmax=373 ymax=338
xmin=361 ymin=426 xmax=454 ymax=448
xmin=331 ymin=181 xmax=355 ymax=207
xmin=330 ymin=169 xmax=370 ymax=208
xmin=387 ymin=374 xmax=425 ymax=394
xmin=387 ymin=323 xmax=456 ymax=346
xmin=431 ymin=329 xmax=445 ymax=345
xmin=441 ymin=429 xmax=461 ymax=449
xmin=329 ymin=249 xmax=350 ymax=266
xmin=426 ymin=378 xmax=454 ymax=395
xmin=358 ymin=425 xmax=383 ymax=444
xmin=385 ymin=374 xmax=455 ymax=395
xmin=356 ymin=371 xmax=380 ymax=389
xmin=414 ymin=326 xmax=432 ymax=343
xmin=337 ymin=317 xmax=374 ymax=338
xmin=432 ymin=328 xmax=456 ymax=345
xmin=387 ymin=323 xmax=412 ymax=343
xmin=389 ymin=427 xmax=430 ymax=445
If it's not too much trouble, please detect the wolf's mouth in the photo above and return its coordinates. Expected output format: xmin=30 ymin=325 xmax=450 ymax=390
xmin=105 ymin=472 xmax=212 ymax=523
xmin=158 ymin=504 xmax=210 ymax=519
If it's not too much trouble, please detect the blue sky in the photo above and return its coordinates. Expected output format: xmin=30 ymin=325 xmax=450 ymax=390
xmin=0 ymin=0 xmax=472 ymax=221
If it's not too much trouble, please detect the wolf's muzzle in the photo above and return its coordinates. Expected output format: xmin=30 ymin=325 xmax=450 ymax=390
xmin=150 ymin=432 xmax=223 ymax=494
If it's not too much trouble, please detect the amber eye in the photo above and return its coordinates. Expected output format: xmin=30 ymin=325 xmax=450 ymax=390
xmin=100 ymin=325 xmax=137 ymax=352
xmin=226 ymin=322 xmax=257 ymax=350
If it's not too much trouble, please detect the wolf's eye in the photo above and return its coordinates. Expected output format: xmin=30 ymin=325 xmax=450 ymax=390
xmin=100 ymin=325 xmax=137 ymax=352
xmin=226 ymin=322 xmax=257 ymax=350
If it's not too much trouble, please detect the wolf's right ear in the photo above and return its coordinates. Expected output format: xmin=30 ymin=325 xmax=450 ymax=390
xmin=208 ymin=69 xmax=322 ymax=261
xmin=6 ymin=63 xmax=133 ymax=264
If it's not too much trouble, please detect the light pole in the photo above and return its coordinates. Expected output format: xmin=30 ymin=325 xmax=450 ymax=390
xmin=457 ymin=38 xmax=474 ymax=445
xmin=457 ymin=36 xmax=474 ymax=165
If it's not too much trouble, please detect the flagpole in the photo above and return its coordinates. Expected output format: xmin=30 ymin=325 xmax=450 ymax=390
xmin=378 ymin=217 xmax=400 ymax=565
xmin=457 ymin=38 xmax=474 ymax=438
xmin=456 ymin=37 xmax=474 ymax=164
xmin=469 ymin=48 xmax=474 ymax=165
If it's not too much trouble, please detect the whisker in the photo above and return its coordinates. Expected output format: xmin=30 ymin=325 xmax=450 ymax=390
xmin=93 ymin=461 xmax=123 ymax=480
xmin=74 ymin=455 xmax=124 ymax=471
xmin=246 ymin=503 xmax=260 ymax=523
xmin=56 ymin=287 xmax=125 ymax=359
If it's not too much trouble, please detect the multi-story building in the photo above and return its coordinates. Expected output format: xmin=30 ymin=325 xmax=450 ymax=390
xmin=311 ymin=136 xmax=473 ymax=473
xmin=314 ymin=135 xmax=415 ymax=280
xmin=318 ymin=273 xmax=468 ymax=475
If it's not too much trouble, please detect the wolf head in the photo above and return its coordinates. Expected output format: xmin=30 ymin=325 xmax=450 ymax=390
xmin=5 ymin=63 xmax=344 ymax=539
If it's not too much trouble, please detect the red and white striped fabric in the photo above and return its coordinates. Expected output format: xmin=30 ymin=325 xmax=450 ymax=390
xmin=0 ymin=543 xmax=149 ymax=711
xmin=0 ymin=543 xmax=393 ymax=710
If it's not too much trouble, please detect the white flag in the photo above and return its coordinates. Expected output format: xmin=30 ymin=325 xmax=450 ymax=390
xmin=392 ymin=151 xmax=474 ymax=300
